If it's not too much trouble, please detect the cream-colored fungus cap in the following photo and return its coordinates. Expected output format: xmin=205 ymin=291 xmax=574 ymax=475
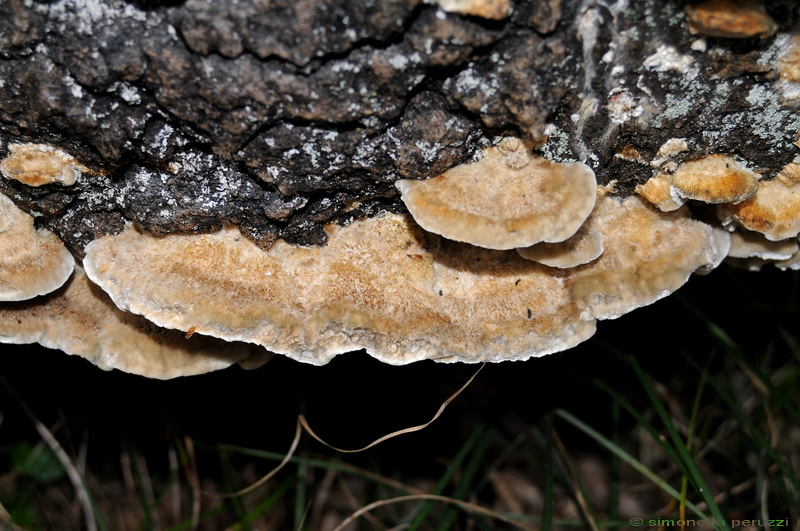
xmin=570 ymin=196 xmax=729 ymax=320
xmin=670 ymin=154 xmax=760 ymax=204
xmin=395 ymin=138 xmax=597 ymax=250
xmin=517 ymin=226 xmax=603 ymax=268
xmin=728 ymin=230 xmax=799 ymax=260
xmin=0 ymin=193 xmax=75 ymax=301
xmin=0 ymin=268 xmax=267 ymax=379
xmin=725 ymin=161 xmax=800 ymax=241
xmin=83 ymin=193 xmax=725 ymax=366
xmin=1 ymin=143 xmax=88 ymax=187
xmin=84 ymin=218 xmax=596 ymax=364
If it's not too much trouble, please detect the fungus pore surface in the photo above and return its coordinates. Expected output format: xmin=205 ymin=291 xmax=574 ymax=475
xmin=83 ymin=196 xmax=726 ymax=365
xmin=728 ymin=230 xmax=799 ymax=260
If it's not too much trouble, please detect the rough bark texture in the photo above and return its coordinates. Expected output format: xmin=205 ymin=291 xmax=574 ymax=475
xmin=0 ymin=0 xmax=798 ymax=255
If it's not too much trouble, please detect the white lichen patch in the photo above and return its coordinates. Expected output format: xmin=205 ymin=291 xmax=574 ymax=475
xmin=1 ymin=143 xmax=88 ymax=187
xmin=651 ymin=138 xmax=689 ymax=169
xmin=35 ymin=0 xmax=150 ymax=36
xmin=607 ymin=88 xmax=644 ymax=125
xmin=777 ymin=32 xmax=800 ymax=104
xmin=643 ymin=44 xmax=697 ymax=79
xmin=112 ymin=81 xmax=143 ymax=105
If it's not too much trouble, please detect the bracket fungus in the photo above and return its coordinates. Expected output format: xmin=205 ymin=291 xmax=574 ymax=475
xmin=684 ymin=0 xmax=777 ymax=39
xmin=0 ymin=268 xmax=269 ymax=379
xmin=427 ymin=0 xmax=510 ymax=20
xmin=568 ymin=196 xmax=730 ymax=320
xmin=636 ymin=173 xmax=685 ymax=212
xmin=0 ymin=193 xmax=75 ymax=301
xmin=724 ymin=161 xmax=800 ymax=241
xmin=82 ymin=194 xmax=726 ymax=366
xmin=670 ymin=154 xmax=760 ymax=205
xmin=728 ymin=230 xmax=799 ymax=261
xmin=0 ymin=143 xmax=89 ymax=187
xmin=394 ymin=138 xmax=597 ymax=250
xmin=516 ymin=227 xmax=603 ymax=269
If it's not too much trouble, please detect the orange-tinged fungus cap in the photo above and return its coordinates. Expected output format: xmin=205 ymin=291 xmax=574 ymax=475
xmin=670 ymin=154 xmax=760 ymax=204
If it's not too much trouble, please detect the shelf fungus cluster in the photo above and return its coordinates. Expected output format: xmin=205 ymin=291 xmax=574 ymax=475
xmin=720 ymin=160 xmax=800 ymax=270
xmin=75 ymin=139 xmax=729 ymax=366
xmin=6 ymin=133 xmax=800 ymax=374
xmin=0 ymin=191 xmax=271 ymax=378
xmin=637 ymin=152 xmax=800 ymax=272
xmin=1 ymin=0 xmax=799 ymax=377
xmin=0 ymin=136 xmax=746 ymax=372
xmin=0 ymin=144 xmax=272 ymax=379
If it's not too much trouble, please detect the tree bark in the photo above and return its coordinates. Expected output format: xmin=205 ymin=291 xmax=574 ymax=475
xmin=0 ymin=0 xmax=798 ymax=256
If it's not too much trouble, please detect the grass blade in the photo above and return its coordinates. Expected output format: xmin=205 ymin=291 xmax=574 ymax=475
xmin=437 ymin=425 xmax=494 ymax=530
xmin=406 ymin=423 xmax=490 ymax=530
xmin=553 ymin=409 xmax=709 ymax=520
xmin=625 ymin=354 xmax=728 ymax=527
xmin=679 ymin=351 xmax=800 ymax=495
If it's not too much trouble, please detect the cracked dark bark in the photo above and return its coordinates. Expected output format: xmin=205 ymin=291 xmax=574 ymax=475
xmin=0 ymin=0 xmax=798 ymax=256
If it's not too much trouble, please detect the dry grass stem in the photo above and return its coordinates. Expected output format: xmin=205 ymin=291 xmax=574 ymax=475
xmin=0 ymin=375 xmax=97 ymax=531
xmin=301 ymin=364 xmax=483 ymax=453
xmin=553 ymin=428 xmax=600 ymax=531
xmin=182 ymin=436 xmax=201 ymax=530
xmin=224 ymin=364 xmax=483 ymax=498
xmin=331 ymin=493 xmax=535 ymax=531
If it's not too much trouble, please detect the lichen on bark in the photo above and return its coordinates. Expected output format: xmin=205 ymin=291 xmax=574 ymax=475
xmin=0 ymin=0 xmax=797 ymax=255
